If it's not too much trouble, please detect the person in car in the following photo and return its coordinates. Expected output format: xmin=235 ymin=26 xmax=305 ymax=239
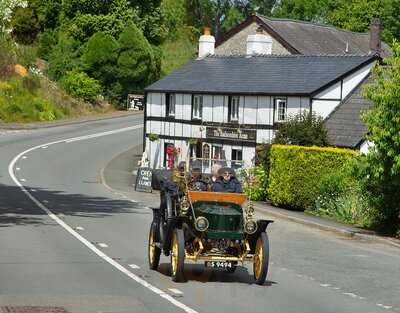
xmin=188 ymin=161 xmax=209 ymax=191
xmin=211 ymin=167 xmax=242 ymax=193
xmin=211 ymin=163 xmax=222 ymax=183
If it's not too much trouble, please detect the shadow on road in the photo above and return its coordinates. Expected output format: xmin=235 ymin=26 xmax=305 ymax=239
xmin=157 ymin=263 xmax=277 ymax=286
xmin=0 ymin=183 xmax=148 ymax=227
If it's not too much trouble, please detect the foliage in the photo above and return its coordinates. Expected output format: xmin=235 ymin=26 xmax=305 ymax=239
xmin=61 ymin=71 xmax=102 ymax=103
xmin=37 ymin=29 xmax=57 ymax=60
xmin=221 ymin=7 xmax=244 ymax=34
xmin=243 ymin=165 xmax=269 ymax=201
xmin=148 ymin=133 xmax=160 ymax=141
xmin=273 ymin=111 xmax=329 ymax=147
xmin=160 ymin=0 xmax=186 ymax=39
xmin=0 ymin=74 xmax=65 ymax=122
xmin=160 ymin=26 xmax=198 ymax=76
xmin=273 ymin=0 xmax=333 ymax=23
xmin=10 ymin=6 xmax=40 ymax=44
xmin=268 ymin=144 xmax=357 ymax=210
xmin=358 ymin=41 xmax=400 ymax=234
xmin=0 ymin=33 xmax=16 ymax=77
xmin=0 ymin=0 xmax=27 ymax=33
xmin=255 ymin=144 xmax=272 ymax=170
xmin=327 ymin=0 xmax=400 ymax=44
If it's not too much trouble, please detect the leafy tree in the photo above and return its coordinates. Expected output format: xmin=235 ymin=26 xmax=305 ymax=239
xmin=359 ymin=41 xmax=400 ymax=234
xmin=273 ymin=111 xmax=329 ymax=146
xmin=327 ymin=0 xmax=400 ymax=44
xmin=81 ymin=32 xmax=119 ymax=90
xmin=160 ymin=0 xmax=186 ymax=38
xmin=37 ymin=29 xmax=57 ymax=59
xmin=116 ymin=25 xmax=161 ymax=94
xmin=0 ymin=0 xmax=27 ymax=33
xmin=30 ymin=0 xmax=61 ymax=30
xmin=221 ymin=7 xmax=245 ymax=33
xmin=272 ymin=0 xmax=333 ymax=23
xmin=11 ymin=6 xmax=40 ymax=44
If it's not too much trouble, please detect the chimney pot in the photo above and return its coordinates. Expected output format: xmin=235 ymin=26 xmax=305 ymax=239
xmin=370 ymin=17 xmax=381 ymax=55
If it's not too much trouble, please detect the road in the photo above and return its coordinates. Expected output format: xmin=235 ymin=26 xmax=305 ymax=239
xmin=0 ymin=114 xmax=399 ymax=313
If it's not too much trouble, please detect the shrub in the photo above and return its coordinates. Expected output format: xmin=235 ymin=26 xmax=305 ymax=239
xmin=268 ymin=144 xmax=357 ymax=210
xmin=243 ymin=165 xmax=269 ymax=201
xmin=61 ymin=71 xmax=102 ymax=103
xmin=274 ymin=111 xmax=329 ymax=146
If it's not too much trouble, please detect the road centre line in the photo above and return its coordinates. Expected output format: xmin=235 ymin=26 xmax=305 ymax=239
xmin=129 ymin=264 xmax=140 ymax=269
xmin=98 ymin=243 xmax=108 ymax=248
xmin=169 ymin=288 xmax=184 ymax=295
xmin=8 ymin=124 xmax=199 ymax=313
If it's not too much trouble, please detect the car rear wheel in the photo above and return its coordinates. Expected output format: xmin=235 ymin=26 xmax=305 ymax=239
xmin=148 ymin=222 xmax=161 ymax=270
xmin=171 ymin=228 xmax=185 ymax=282
xmin=253 ymin=232 xmax=269 ymax=285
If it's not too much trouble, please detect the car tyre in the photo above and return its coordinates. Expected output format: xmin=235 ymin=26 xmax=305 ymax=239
xmin=171 ymin=228 xmax=185 ymax=282
xmin=253 ymin=232 xmax=269 ymax=285
xmin=148 ymin=222 xmax=161 ymax=270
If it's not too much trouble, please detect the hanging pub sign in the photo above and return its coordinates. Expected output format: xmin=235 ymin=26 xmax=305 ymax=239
xmin=127 ymin=94 xmax=144 ymax=111
xmin=135 ymin=167 xmax=153 ymax=192
xmin=206 ymin=127 xmax=256 ymax=142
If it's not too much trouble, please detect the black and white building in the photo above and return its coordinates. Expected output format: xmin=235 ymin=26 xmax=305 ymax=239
xmin=143 ymin=30 xmax=378 ymax=171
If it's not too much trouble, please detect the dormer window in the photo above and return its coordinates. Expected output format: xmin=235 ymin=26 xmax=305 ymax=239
xmin=192 ymin=95 xmax=203 ymax=120
xmin=166 ymin=93 xmax=175 ymax=117
xmin=228 ymin=96 xmax=240 ymax=122
xmin=275 ymin=98 xmax=287 ymax=122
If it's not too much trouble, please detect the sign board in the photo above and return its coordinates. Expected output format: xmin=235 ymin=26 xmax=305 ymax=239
xmin=206 ymin=127 xmax=256 ymax=142
xmin=127 ymin=94 xmax=144 ymax=111
xmin=135 ymin=167 xmax=153 ymax=192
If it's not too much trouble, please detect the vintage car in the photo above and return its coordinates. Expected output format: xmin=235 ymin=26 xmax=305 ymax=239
xmin=148 ymin=182 xmax=273 ymax=285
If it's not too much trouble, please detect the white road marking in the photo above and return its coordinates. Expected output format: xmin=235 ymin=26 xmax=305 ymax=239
xmin=64 ymin=125 xmax=142 ymax=143
xmin=30 ymin=189 xmax=37 ymax=192
xmin=75 ymin=226 xmax=84 ymax=231
xmin=20 ymin=178 xmax=26 ymax=182
xmin=377 ymin=303 xmax=392 ymax=310
xmin=43 ymin=200 xmax=49 ymax=203
xmin=16 ymin=167 xmax=20 ymax=171
xmin=22 ymin=156 xmax=27 ymax=159
xmin=129 ymin=264 xmax=140 ymax=269
xmin=41 ymin=146 xmax=48 ymax=149
xmin=320 ymin=283 xmax=331 ymax=287
xmin=8 ymin=124 xmax=200 ymax=313
xmin=98 ymin=243 xmax=108 ymax=248
xmin=169 ymin=288 xmax=184 ymax=295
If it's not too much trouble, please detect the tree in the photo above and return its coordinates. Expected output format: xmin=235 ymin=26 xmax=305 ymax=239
xmin=61 ymin=71 xmax=102 ymax=103
xmin=0 ymin=0 xmax=27 ymax=33
xmin=273 ymin=111 xmax=329 ymax=146
xmin=11 ymin=6 xmax=40 ymax=44
xmin=360 ymin=41 xmax=400 ymax=234
xmin=272 ymin=0 xmax=333 ymax=23
xmin=327 ymin=0 xmax=400 ymax=44
xmin=221 ymin=7 xmax=245 ymax=33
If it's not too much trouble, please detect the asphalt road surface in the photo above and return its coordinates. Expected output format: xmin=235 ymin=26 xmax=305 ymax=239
xmin=0 ymin=114 xmax=399 ymax=313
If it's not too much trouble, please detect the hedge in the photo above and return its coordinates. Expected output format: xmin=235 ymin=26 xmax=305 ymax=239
xmin=268 ymin=144 xmax=358 ymax=210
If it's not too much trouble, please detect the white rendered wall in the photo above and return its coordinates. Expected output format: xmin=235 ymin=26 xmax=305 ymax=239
xmin=213 ymin=95 xmax=224 ymax=122
xmin=257 ymin=96 xmax=273 ymax=125
xmin=243 ymin=96 xmax=257 ymax=124
xmin=312 ymin=100 xmax=340 ymax=119
xmin=342 ymin=62 xmax=374 ymax=99
xmin=182 ymin=94 xmax=192 ymax=120
xmin=203 ymin=95 xmax=213 ymax=122
xmin=314 ymin=81 xmax=341 ymax=99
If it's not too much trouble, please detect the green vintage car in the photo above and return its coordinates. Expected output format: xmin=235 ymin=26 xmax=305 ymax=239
xmin=148 ymin=189 xmax=273 ymax=285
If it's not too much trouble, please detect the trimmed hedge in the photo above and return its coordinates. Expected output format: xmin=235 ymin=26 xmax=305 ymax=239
xmin=268 ymin=144 xmax=358 ymax=210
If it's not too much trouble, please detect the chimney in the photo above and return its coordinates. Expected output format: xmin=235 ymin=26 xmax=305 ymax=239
xmin=198 ymin=27 xmax=215 ymax=58
xmin=246 ymin=27 xmax=272 ymax=56
xmin=370 ymin=17 xmax=381 ymax=55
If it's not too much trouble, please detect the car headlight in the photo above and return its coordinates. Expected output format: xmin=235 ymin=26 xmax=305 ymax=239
xmin=244 ymin=220 xmax=257 ymax=234
xmin=195 ymin=216 xmax=209 ymax=232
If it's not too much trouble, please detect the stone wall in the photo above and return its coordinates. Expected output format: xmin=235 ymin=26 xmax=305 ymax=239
xmin=215 ymin=22 xmax=291 ymax=55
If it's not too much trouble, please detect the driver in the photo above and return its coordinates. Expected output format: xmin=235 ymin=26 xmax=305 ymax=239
xmin=188 ymin=160 xmax=209 ymax=191
xmin=211 ymin=167 xmax=242 ymax=193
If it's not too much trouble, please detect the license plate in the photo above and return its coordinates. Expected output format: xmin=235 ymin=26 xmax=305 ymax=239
xmin=205 ymin=261 xmax=233 ymax=268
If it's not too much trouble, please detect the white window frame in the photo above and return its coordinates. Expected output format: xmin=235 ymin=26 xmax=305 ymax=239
xmin=275 ymin=98 xmax=287 ymax=122
xmin=192 ymin=95 xmax=203 ymax=120
xmin=229 ymin=96 xmax=240 ymax=122
xmin=166 ymin=93 xmax=175 ymax=117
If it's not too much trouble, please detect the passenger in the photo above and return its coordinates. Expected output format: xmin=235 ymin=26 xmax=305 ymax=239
xmin=211 ymin=163 xmax=222 ymax=184
xmin=211 ymin=167 xmax=242 ymax=193
xmin=189 ymin=161 xmax=209 ymax=191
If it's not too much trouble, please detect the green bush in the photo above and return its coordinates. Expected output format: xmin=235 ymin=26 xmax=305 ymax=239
xmin=268 ymin=144 xmax=357 ymax=210
xmin=61 ymin=71 xmax=102 ymax=103
xmin=243 ymin=165 xmax=269 ymax=201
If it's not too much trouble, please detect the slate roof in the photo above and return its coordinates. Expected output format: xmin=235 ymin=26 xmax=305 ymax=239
xmin=325 ymin=76 xmax=373 ymax=147
xmin=257 ymin=15 xmax=391 ymax=57
xmin=145 ymin=55 xmax=376 ymax=95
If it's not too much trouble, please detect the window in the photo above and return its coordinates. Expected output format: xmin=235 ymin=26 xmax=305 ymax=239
xmin=231 ymin=148 xmax=243 ymax=170
xmin=166 ymin=93 xmax=175 ymax=117
xmin=192 ymin=95 xmax=203 ymax=119
xmin=275 ymin=98 xmax=287 ymax=122
xmin=229 ymin=96 xmax=240 ymax=122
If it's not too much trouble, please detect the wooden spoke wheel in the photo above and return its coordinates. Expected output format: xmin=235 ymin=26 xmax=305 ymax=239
xmin=253 ymin=232 xmax=269 ymax=285
xmin=170 ymin=228 xmax=185 ymax=282
xmin=148 ymin=222 xmax=161 ymax=270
